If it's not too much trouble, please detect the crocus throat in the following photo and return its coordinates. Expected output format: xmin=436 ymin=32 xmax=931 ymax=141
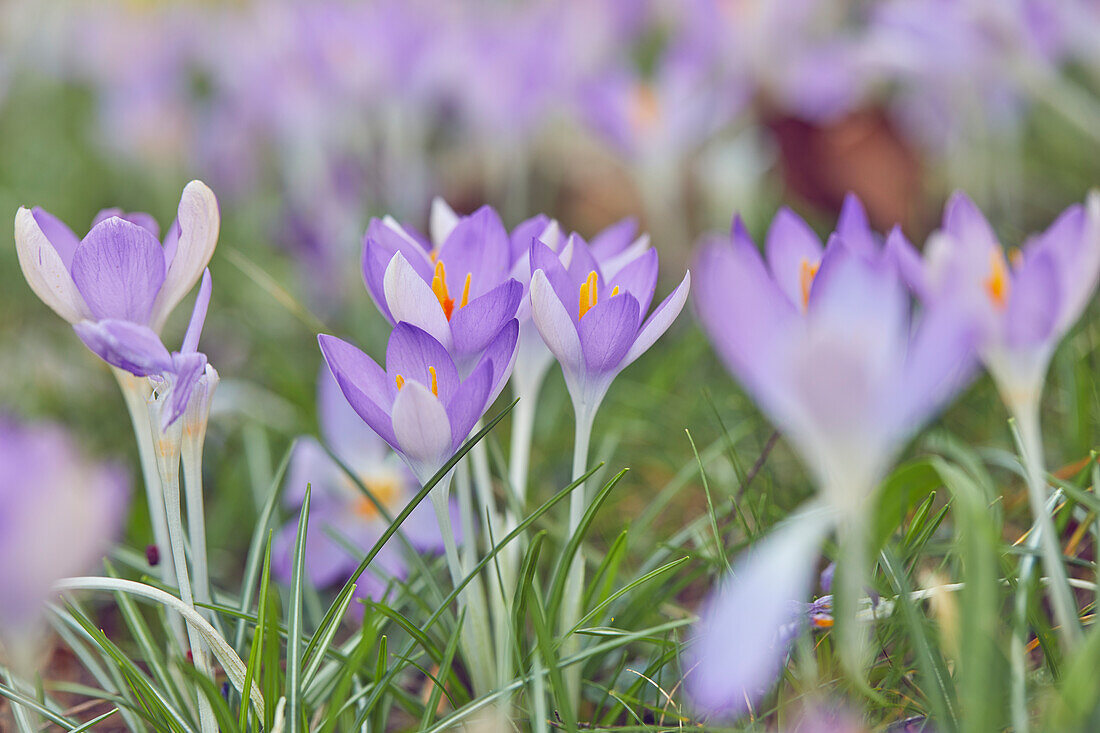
xmin=799 ymin=258 xmax=820 ymax=311
xmin=984 ymin=249 xmax=1010 ymax=310
xmin=431 ymin=260 xmax=471 ymax=320
xmin=351 ymin=475 xmax=402 ymax=520
xmin=395 ymin=367 xmax=438 ymax=396
xmin=630 ymin=82 xmax=661 ymax=134
xmin=578 ymin=270 xmax=618 ymax=319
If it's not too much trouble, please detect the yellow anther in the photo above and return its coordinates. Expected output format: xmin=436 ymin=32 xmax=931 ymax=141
xmin=395 ymin=374 xmax=405 ymax=390
xmin=799 ymin=258 xmax=820 ymax=311
xmin=611 ymin=285 xmax=620 ymax=296
xmin=460 ymin=272 xmax=472 ymax=309
xmin=351 ymin=477 xmax=401 ymax=520
xmin=985 ymin=249 xmax=1010 ymax=310
xmin=428 ymin=366 xmax=438 ymax=396
xmin=1009 ymin=247 xmax=1023 ymax=269
xmin=432 ymin=260 xmax=456 ymax=320
xmin=578 ymin=270 xmax=599 ymax=319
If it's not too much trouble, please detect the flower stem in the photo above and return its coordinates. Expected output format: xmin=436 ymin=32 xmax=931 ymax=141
xmin=508 ymin=394 xmax=538 ymax=509
xmin=562 ymin=407 xmax=595 ymax=707
xmin=181 ymin=428 xmax=211 ymax=617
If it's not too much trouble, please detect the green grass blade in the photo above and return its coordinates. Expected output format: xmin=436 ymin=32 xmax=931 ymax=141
xmin=286 ymin=485 xmax=312 ymax=733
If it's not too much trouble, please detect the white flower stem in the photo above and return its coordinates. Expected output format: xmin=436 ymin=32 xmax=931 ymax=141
xmin=181 ymin=429 xmax=211 ymax=615
xmin=150 ymin=402 xmax=217 ymax=733
xmin=112 ymin=369 xmax=187 ymax=650
xmin=1011 ymin=401 xmax=1082 ymax=648
xmin=562 ymin=407 xmax=595 ymax=707
xmin=834 ymin=506 xmax=871 ymax=683
xmin=509 ymin=385 xmax=539 ymax=508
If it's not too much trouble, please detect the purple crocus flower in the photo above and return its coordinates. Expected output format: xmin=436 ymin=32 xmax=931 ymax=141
xmin=687 ymin=201 xmax=978 ymax=718
xmin=318 ymin=320 xmax=518 ymax=484
xmin=0 ymin=416 xmax=129 ymax=669
xmin=272 ymin=369 xmax=456 ymax=602
xmin=528 ymin=233 xmax=690 ymax=422
xmin=14 ymin=180 xmax=219 ymax=333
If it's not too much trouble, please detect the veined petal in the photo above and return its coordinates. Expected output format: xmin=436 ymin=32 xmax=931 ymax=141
xmin=14 ymin=207 xmax=90 ymax=324
xmin=319 ymin=334 xmax=399 ymax=448
xmin=530 ymin=240 xmax=577 ymax=318
xmin=383 ymin=252 xmax=453 ymax=349
xmin=74 ymin=319 xmax=173 ymax=376
xmin=578 ymin=293 xmax=640 ymax=373
xmin=479 ymin=318 xmax=520 ymax=405
xmin=622 ymin=271 xmax=690 ymax=369
xmin=151 ymin=180 xmax=219 ymax=332
xmin=163 ymin=352 xmax=208 ymax=429
xmin=391 ymin=381 xmax=453 ymax=480
xmin=71 ymin=218 xmax=166 ymax=325
xmin=450 ymin=279 xmax=523 ymax=362
xmin=686 ymin=507 xmax=832 ymax=718
xmin=429 ymin=196 xmax=460 ymax=247
xmin=589 ymin=217 xmax=638 ymax=260
xmin=609 ymin=247 xmax=658 ymax=315
xmin=766 ymin=207 xmax=824 ymax=308
xmin=436 ymin=205 xmax=510 ymax=298
xmin=509 ymin=213 xmax=552 ymax=264
xmin=92 ymin=208 xmax=160 ymax=240
xmin=180 ymin=269 xmax=212 ymax=354
xmin=386 ymin=323 xmax=460 ymax=404
xmin=32 ymin=207 xmax=81 ymax=268
xmin=447 ymin=359 xmax=492 ymax=450
xmin=530 ymin=270 xmax=583 ymax=374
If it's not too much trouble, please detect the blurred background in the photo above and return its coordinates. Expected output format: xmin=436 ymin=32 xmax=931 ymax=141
xmin=3 ymin=0 xmax=1100 ymax=587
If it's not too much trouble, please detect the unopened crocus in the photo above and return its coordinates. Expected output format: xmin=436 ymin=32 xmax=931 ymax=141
xmin=319 ymin=320 xmax=518 ymax=485
xmin=273 ymin=369 xmax=457 ymax=602
xmin=14 ymin=179 xmax=219 ymax=333
xmin=0 ymin=416 xmax=129 ymax=671
xmin=687 ymin=203 xmax=977 ymax=718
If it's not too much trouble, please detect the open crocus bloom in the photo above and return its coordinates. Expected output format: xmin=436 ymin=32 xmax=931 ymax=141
xmin=14 ymin=180 xmax=219 ymax=333
xmin=272 ymin=370 xmax=456 ymax=602
xmin=0 ymin=416 xmax=129 ymax=670
xmin=319 ymin=320 xmax=518 ymax=484
xmin=74 ymin=269 xmax=214 ymax=429
xmin=894 ymin=191 xmax=1100 ymax=411
xmin=528 ymin=235 xmax=690 ymax=421
xmin=687 ymin=209 xmax=977 ymax=718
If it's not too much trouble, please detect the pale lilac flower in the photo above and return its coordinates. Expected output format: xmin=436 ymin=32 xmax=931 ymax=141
xmin=14 ymin=180 xmax=219 ymax=332
xmin=319 ymin=320 xmax=518 ymax=484
xmin=0 ymin=416 xmax=129 ymax=668
xmin=273 ymin=370 xmax=456 ymax=602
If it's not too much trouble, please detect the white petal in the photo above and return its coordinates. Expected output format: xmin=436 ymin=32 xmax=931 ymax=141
xmin=383 ymin=252 xmax=453 ymax=349
xmin=429 ymin=197 xmax=459 ymax=246
xmin=621 ymin=271 xmax=690 ymax=368
xmin=14 ymin=207 xmax=90 ymax=323
xmin=529 ymin=270 xmax=582 ymax=373
xmin=391 ymin=381 xmax=452 ymax=483
xmin=382 ymin=215 xmax=423 ymax=249
xmin=151 ymin=180 xmax=219 ymax=332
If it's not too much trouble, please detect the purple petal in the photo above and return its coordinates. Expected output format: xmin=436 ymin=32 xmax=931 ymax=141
xmin=272 ymin=508 xmax=361 ymax=589
xmin=686 ymin=509 xmax=832 ymax=718
xmin=578 ymin=293 xmax=640 ymax=373
xmin=530 ymin=240 xmax=578 ymax=319
xmin=589 ymin=217 xmax=638 ymax=260
xmin=435 ymin=205 xmax=510 ymax=299
xmin=943 ymin=191 xmax=999 ymax=254
xmin=1030 ymin=199 xmax=1100 ymax=334
xmin=400 ymin=491 xmax=460 ymax=552
xmin=896 ymin=302 xmax=979 ymax=432
xmin=1005 ymin=249 xmax=1060 ymax=348
xmin=71 ymin=218 xmax=166 ymax=324
xmin=450 ymin=280 xmax=523 ymax=362
xmin=362 ymin=218 xmax=435 ymax=322
xmin=92 ymin=208 xmax=160 ymax=240
xmin=835 ymin=193 xmax=878 ymax=258
xmin=766 ymin=208 xmax=824 ymax=309
xmin=318 ymin=334 xmax=399 ymax=449
xmin=180 ymin=269 xmax=211 ymax=354
xmin=32 ymin=207 xmax=81 ymax=269
xmin=529 ymin=270 xmax=583 ymax=373
xmin=74 ymin=319 xmax=173 ymax=376
xmin=608 ymin=247 xmax=658 ymax=315
xmin=564 ymin=234 xmax=601 ymax=285
xmin=391 ymin=381 xmax=453 ymax=481
xmin=383 ymin=252 xmax=452 ymax=349
xmin=385 ymin=323 xmax=460 ymax=404
xmin=447 ymin=359 xmax=492 ymax=450
xmin=163 ymin=352 xmax=208 ymax=429
xmin=883 ymin=227 xmax=929 ymax=300
xmin=318 ymin=367 xmax=388 ymax=467
xmin=509 ymin=213 xmax=552 ymax=264
xmin=14 ymin=207 xmax=90 ymax=324
xmin=622 ymin=271 xmax=690 ymax=369
xmin=283 ymin=436 xmax=347 ymax=509
xmin=476 ymin=318 xmax=519 ymax=405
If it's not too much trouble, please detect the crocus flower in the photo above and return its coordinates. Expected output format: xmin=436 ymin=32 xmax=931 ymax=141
xmin=528 ymin=233 xmax=690 ymax=425
xmin=318 ymin=320 xmax=518 ymax=484
xmin=687 ymin=203 xmax=977 ymax=718
xmin=14 ymin=179 xmax=219 ymax=333
xmin=0 ymin=416 xmax=129 ymax=670
xmin=273 ymin=369 xmax=457 ymax=601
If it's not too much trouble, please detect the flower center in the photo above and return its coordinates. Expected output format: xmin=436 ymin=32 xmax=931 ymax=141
xmin=799 ymin=258 xmax=820 ymax=311
xmin=395 ymin=366 xmax=438 ymax=396
xmin=351 ymin=475 xmax=402 ymax=520
xmin=578 ymin=270 xmax=618 ymax=319
xmin=630 ymin=82 xmax=661 ymax=133
xmin=431 ymin=260 xmax=471 ymax=320
xmin=984 ymin=249 xmax=1010 ymax=310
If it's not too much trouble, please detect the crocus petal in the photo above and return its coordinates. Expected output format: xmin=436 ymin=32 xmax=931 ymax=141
xmin=429 ymin=196 xmax=460 ymax=246
xmin=74 ymin=319 xmax=173 ymax=376
xmin=383 ymin=252 xmax=453 ymax=349
xmin=92 ymin=208 xmax=160 ymax=240
xmin=896 ymin=302 xmax=979 ymax=432
xmin=530 ymin=239 xmax=578 ymax=317
xmin=386 ymin=323 xmax=460 ymax=404
xmin=608 ymin=247 xmax=658 ymax=315
xmin=400 ymin=491 xmax=460 ymax=552
xmin=71 ymin=218 xmax=166 ymax=325
xmin=766 ymin=208 xmax=824 ymax=308
xmin=163 ymin=352 xmax=207 ymax=429
xmin=883 ymin=227 xmax=929 ymax=300
xmin=319 ymin=334 xmax=399 ymax=448
xmin=283 ymin=436 xmax=347 ymax=509
xmin=835 ymin=193 xmax=878 ymax=258
xmin=478 ymin=318 xmax=520 ymax=405
xmin=180 ymin=269 xmax=211 ymax=354
xmin=564 ymin=234 xmax=601 ymax=285
xmin=272 ymin=508 xmax=361 ymax=589
xmin=1005 ymin=249 xmax=1060 ymax=348
xmin=589 ymin=217 xmax=638 ymax=260
xmin=151 ymin=180 xmax=219 ymax=332
xmin=14 ymin=207 xmax=91 ymax=324
xmin=943 ymin=190 xmax=999 ymax=254
xmin=450 ymin=279 xmax=523 ymax=363
xmin=391 ymin=381 xmax=453 ymax=480
xmin=578 ymin=293 xmax=640 ymax=373
xmin=32 ymin=207 xmax=81 ymax=268
xmin=622 ymin=271 xmax=691 ymax=369
xmin=318 ymin=367 xmax=388 ymax=467
xmin=363 ymin=217 xmax=435 ymax=323
xmin=530 ymin=270 xmax=583 ymax=374
xmin=435 ymin=205 xmax=510 ymax=298
xmin=446 ymin=359 xmax=492 ymax=450
xmin=686 ymin=508 xmax=833 ymax=718
xmin=509 ymin=213 xmax=552 ymax=264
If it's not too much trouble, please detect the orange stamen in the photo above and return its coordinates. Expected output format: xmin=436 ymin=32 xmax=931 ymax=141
xmin=428 ymin=366 xmax=438 ymax=396
xmin=611 ymin=285 xmax=619 ymax=296
xmin=395 ymin=374 xmax=405 ymax=390
xmin=460 ymin=273 xmax=471 ymax=309
xmin=799 ymin=258 xmax=820 ymax=311
xmin=432 ymin=260 xmax=455 ymax=320
xmin=811 ymin=616 xmax=834 ymax=629
xmin=578 ymin=270 xmax=599 ymax=319
xmin=985 ymin=249 xmax=1010 ymax=310
xmin=351 ymin=477 xmax=401 ymax=520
